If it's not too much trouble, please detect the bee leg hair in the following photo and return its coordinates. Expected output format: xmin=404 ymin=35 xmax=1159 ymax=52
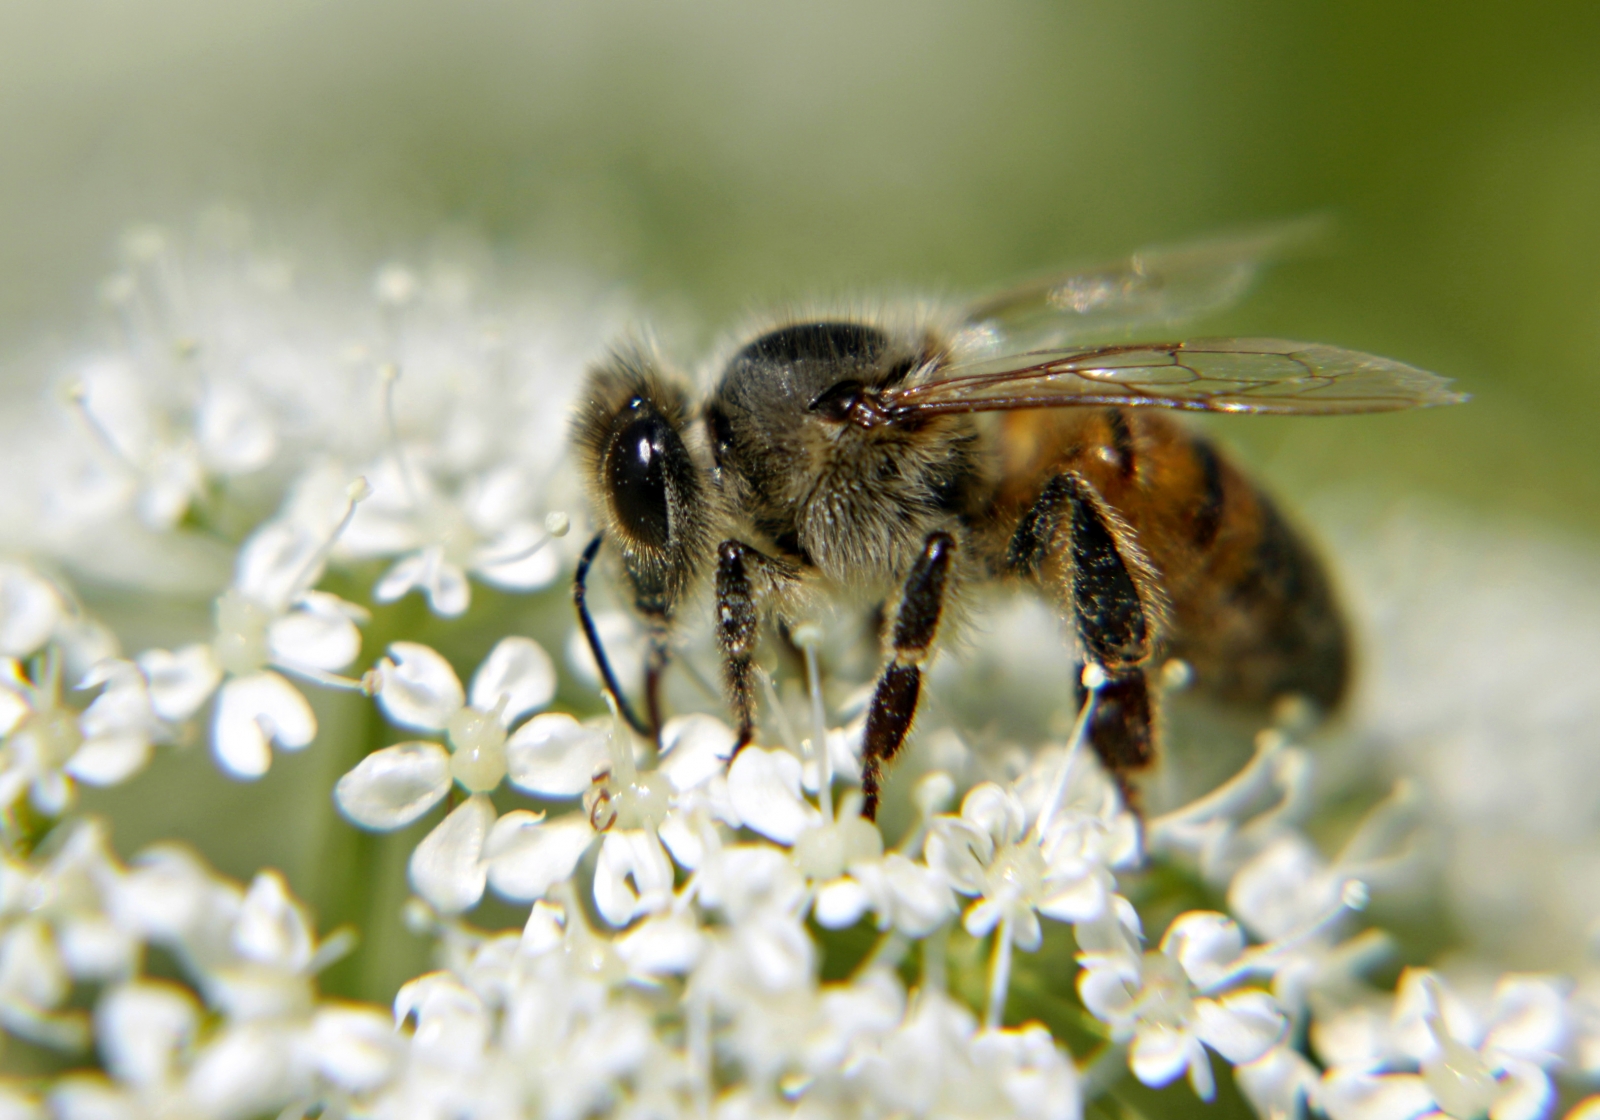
xmin=861 ymin=531 xmax=956 ymax=821
xmin=714 ymin=540 xmax=797 ymax=753
xmin=1057 ymin=473 xmax=1159 ymax=808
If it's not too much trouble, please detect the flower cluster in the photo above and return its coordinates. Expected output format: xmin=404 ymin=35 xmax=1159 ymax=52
xmin=0 ymin=220 xmax=1597 ymax=1120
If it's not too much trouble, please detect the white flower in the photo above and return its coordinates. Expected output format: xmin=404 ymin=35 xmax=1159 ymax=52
xmin=717 ymin=739 xmax=957 ymax=937
xmin=333 ymin=636 xmax=567 ymax=914
xmin=851 ymin=988 xmax=1082 ymax=1120
xmin=343 ymin=453 xmax=565 ymax=616
xmin=1317 ymin=970 xmax=1566 ymax=1120
xmin=1078 ymin=910 xmax=1288 ymax=1100
xmin=136 ymin=511 xmax=367 ymax=779
xmin=1224 ymin=833 xmax=1399 ymax=1024
xmin=0 ymin=655 xmax=161 ymax=817
xmin=0 ymin=826 xmax=138 ymax=1049
xmin=926 ymin=781 xmax=1117 ymax=951
xmin=65 ymin=356 xmax=277 ymax=533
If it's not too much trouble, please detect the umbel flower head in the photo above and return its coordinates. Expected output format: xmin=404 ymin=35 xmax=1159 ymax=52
xmin=0 ymin=217 xmax=1594 ymax=1120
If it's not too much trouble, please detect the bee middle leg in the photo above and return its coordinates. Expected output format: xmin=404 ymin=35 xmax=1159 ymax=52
xmin=860 ymin=531 xmax=957 ymax=820
xmin=715 ymin=539 xmax=797 ymax=751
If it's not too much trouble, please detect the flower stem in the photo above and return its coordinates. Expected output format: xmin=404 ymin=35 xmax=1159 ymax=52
xmin=921 ymin=921 xmax=948 ymax=994
xmin=986 ymin=907 xmax=1015 ymax=1030
xmin=687 ymin=977 xmax=712 ymax=1120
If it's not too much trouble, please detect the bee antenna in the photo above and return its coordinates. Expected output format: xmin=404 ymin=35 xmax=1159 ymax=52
xmin=573 ymin=532 xmax=653 ymax=738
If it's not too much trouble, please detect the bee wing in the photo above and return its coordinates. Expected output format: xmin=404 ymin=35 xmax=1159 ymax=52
xmin=959 ymin=217 xmax=1329 ymax=350
xmin=883 ymin=338 xmax=1466 ymax=417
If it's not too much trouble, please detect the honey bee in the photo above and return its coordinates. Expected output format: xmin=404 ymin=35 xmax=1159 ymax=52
xmin=571 ymin=223 xmax=1463 ymax=818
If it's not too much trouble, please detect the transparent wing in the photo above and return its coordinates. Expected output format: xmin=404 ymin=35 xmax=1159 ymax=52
xmin=883 ymin=338 xmax=1465 ymax=417
xmin=959 ymin=216 xmax=1330 ymax=350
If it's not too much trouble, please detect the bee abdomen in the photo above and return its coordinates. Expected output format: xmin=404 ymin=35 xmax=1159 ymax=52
xmin=1189 ymin=436 xmax=1227 ymax=551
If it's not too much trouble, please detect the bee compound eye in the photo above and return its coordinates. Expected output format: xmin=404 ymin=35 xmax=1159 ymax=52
xmin=606 ymin=412 xmax=674 ymax=549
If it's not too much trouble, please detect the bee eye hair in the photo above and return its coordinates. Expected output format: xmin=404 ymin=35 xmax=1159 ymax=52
xmin=606 ymin=403 xmax=678 ymax=550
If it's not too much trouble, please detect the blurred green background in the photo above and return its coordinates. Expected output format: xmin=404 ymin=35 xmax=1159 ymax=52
xmin=1 ymin=0 xmax=1597 ymax=530
xmin=3 ymin=0 xmax=1599 ymax=1016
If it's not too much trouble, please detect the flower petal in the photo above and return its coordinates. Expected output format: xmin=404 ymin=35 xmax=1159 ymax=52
xmin=183 ymin=1022 xmax=293 ymax=1120
xmin=0 ymin=565 xmax=61 ymax=658
xmin=1130 ymin=1024 xmax=1196 ymax=1088
xmin=727 ymin=746 xmax=821 ymax=845
xmin=1227 ymin=834 xmax=1339 ymax=942
xmin=335 ymin=742 xmax=451 ymax=830
xmin=213 ymin=672 xmax=315 ymax=779
xmin=472 ymin=523 xmax=561 ymax=591
xmin=459 ymin=466 xmax=529 ymax=531
xmin=376 ymin=547 xmax=472 ymax=617
xmin=505 ymin=713 xmax=609 ymax=797
xmin=1038 ymin=869 xmax=1110 ymax=924
xmin=78 ymin=663 xmax=153 ymax=737
xmin=423 ymin=555 xmax=471 ymax=617
xmin=964 ymin=897 xmax=1005 ymax=939
xmin=615 ymin=912 xmax=703 ymax=977
xmin=520 ymin=901 xmax=565 ymax=957
xmin=137 ymin=644 xmax=222 ymax=722
xmin=375 ymin=642 xmax=464 ymax=732
xmin=1014 ymin=906 xmax=1043 ymax=952
xmin=1162 ymin=911 xmax=1244 ymax=990
xmin=66 ymin=735 xmax=151 ymax=787
xmin=409 ymin=794 xmax=494 ymax=914
xmin=469 ymin=637 xmax=555 ymax=725
xmin=373 ymin=552 xmax=429 ymax=604
xmin=235 ymin=520 xmax=323 ymax=611
xmin=267 ymin=592 xmax=362 ymax=671
xmin=961 ymin=781 xmax=1027 ymax=846
xmin=1492 ymin=1057 xmax=1554 ymax=1120
xmin=877 ymin=853 xmax=957 ymax=937
xmin=1485 ymin=975 xmax=1569 ymax=1059
xmin=95 ymin=981 xmax=198 ymax=1088
xmin=1235 ymin=1045 xmax=1321 ymax=1120
xmin=198 ymin=383 xmax=276 ymax=475
xmin=924 ymin=817 xmax=993 ymax=895
xmin=659 ymin=713 xmax=737 ymax=793
xmin=484 ymin=812 xmax=592 ymax=902
xmin=309 ymin=1006 xmax=398 ymax=1093
xmin=1078 ymin=959 xmax=1139 ymax=1024
xmin=1197 ymin=991 xmax=1287 ymax=1065
xmin=232 ymin=870 xmax=313 ymax=971
xmin=593 ymin=830 xmax=674 ymax=927
xmin=814 ymin=877 xmax=872 ymax=929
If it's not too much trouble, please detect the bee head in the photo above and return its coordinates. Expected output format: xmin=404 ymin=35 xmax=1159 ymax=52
xmin=572 ymin=345 xmax=711 ymax=620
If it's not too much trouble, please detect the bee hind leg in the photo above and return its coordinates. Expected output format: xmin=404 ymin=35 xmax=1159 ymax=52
xmin=1044 ymin=472 xmax=1165 ymax=810
xmin=1075 ymin=667 xmax=1156 ymax=811
xmin=861 ymin=531 xmax=956 ymax=821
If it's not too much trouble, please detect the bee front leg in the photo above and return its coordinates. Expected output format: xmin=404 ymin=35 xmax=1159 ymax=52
xmin=861 ymin=531 xmax=956 ymax=821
